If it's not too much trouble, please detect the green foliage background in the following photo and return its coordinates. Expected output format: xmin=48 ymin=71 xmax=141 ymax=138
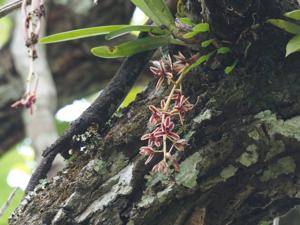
xmin=0 ymin=149 xmax=28 ymax=225
xmin=0 ymin=3 xmax=22 ymax=225
xmin=0 ymin=0 xmax=12 ymax=48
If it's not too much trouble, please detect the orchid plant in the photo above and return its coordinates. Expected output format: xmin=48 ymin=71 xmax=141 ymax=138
xmin=12 ymin=0 xmax=234 ymax=172
xmin=268 ymin=9 xmax=300 ymax=56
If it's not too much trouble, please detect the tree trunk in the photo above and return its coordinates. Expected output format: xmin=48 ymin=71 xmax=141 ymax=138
xmin=0 ymin=0 xmax=134 ymax=156
xmin=9 ymin=0 xmax=300 ymax=225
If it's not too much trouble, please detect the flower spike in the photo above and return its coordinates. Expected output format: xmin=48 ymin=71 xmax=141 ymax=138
xmin=140 ymin=51 xmax=194 ymax=172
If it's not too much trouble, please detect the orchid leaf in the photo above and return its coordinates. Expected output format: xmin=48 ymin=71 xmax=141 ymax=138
xmin=186 ymin=51 xmax=215 ymax=72
xmin=191 ymin=51 xmax=214 ymax=68
xmin=193 ymin=23 xmax=209 ymax=32
xmin=201 ymin=39 xmax=214 ymax=48
xmin=225 ymin=60 xmax=238 ymax=75
xmin=183 ymin=22 xmax=209 ymax=39
xmin=285 ymin=9 xmax=300 ymax=20
xmin=217 ymin=47 xmax=231 ymax=54
xmin=268 ymin=19 xmax=300 ymax=34
xmin=178 ymin=17 xmax=193 ymax=26
xmin=91 ymin=36 xmax=185 ymax=58
xmin=183 ymin=31 xmax=198 ymax=39
xmin=105 ymin=25 xmax=167 ymax=40
xmin=286 ymin=34 xmax=300 ymax=56
xmin=40 ymin=25 xmax=134 ymax=43
xmin=131 ymin=0 xmax=175 ymax=31
xmin=130 ymin=0 xmax=159 ymax=25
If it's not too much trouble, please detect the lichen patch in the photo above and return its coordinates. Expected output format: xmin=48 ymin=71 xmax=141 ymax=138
xmin=237 ymin=144 xmax=259 ymax=167
xmin=176 ymin=152 xmax=203 ymax=189
xmin=260 ymin=156 xmax=296 ymax=182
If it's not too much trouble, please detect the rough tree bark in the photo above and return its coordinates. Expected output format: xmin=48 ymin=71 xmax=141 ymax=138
xmin=0 ymin=0 xmax=135 ymax=156
xmin=9 ymin=0 xmax=300 ymax=225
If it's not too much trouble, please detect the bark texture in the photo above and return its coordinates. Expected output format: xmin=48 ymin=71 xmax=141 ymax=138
xmin=9 ymin=0 xmax=300 ymax=225
xmin=0 ymin=0 xmax=134 ymax=156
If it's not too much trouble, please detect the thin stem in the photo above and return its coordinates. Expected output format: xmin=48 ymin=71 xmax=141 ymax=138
xmin=0 ymin=188 xmax=18 ymax=219
xmin=25 ymin=57 xmax=34 ymax=94
xmin=163 ymin=135 xmax=167 ymax=162
xmin=164 ymin=66 xmax=190 ymax=111
xmin=161 ymin=113 xmax=167 ymax=162
xmin=0 ymin=0 xmax=31 ymax=19
xmin=24 ymin=0 xmax=42 ymax=96
xmin=161 ymin=64 xmax=192 ymax=162
xmin=153 ymin=150 xmax=163 ymax=153
xmin=25 ymin=0 xmax=36 ymax=95
xmin=168 ymin=144 xmax=175 ymax=154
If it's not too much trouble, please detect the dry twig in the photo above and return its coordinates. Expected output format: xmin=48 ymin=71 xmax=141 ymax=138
xmin=0 ymin=187 xmax=19 ymax=219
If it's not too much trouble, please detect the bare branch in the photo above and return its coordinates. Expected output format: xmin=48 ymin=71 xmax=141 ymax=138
xmin=25 ymin=48 xmax=154 ymax=193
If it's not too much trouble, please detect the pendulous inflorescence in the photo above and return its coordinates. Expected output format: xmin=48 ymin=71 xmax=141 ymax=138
xmin=139 ymin=52 xmax=197 ymax=173
xmin=11 ymin=0 xmax=45 ymax=113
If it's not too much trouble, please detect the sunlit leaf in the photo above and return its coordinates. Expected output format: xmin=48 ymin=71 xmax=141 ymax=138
xmin=217 ymin=47 xmax=231 ymax=54
xmin=193 ymin=55 xmax=209 ymax=67
xmin=193 ymin=23 xmax=209 ymax=32
xmin=39 ymin=25 xmax=132 ymax=43
xmin=183 ymin=23 xmax=209 ymax=39
xmin=285 ymin=9 xmax=300 ymax=20
xmin=268 ymin=19 xmax=300 ymax=34
xmin=120 ymin=86 xmax=145 ymax=108
xmin=183 ymin=31 xmax=198 ymax=39
xmin=192 ymin=52 xmax=214 ymax=67
xmin=179 ymin=17 xmax=193 ymax=26
xmin=201 ymin=39 xmax=214 ymax=48
xmin=91 ymin=36 xmax=185 ymax=58
xmin=286 ymin=34 xmax=300 ymax=56
xmin=187 ymin=51 xmax=215 ymax=72
xmin=105 ymin=25 xmax=166 ymax=40
xmin=130 ymin=0 xmax=175 ymax=30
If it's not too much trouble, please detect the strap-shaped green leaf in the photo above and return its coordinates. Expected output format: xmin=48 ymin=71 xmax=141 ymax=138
xmin=225 ymin=60 xmax=238 ymax=75
xmin=193 ymin=23 xmax=209 ymax=32
xmin=130 ymin=0 xmax=175 ymax=30
xmin=201 ymin=39 xmax=214 ymax=48
xmin=268 ymin=19 xmax=300 ymax=34
xmin=178 ymin=17 xmax=193 ymax=26
xmin=286 ymin=34 xmax=300 ymax=57
xmin=144 ymin=0 xmax=175 ymax=29
xmin=91 ymin=36 xmax=185 ymax=58
xmin=183 ymin=23 xmax=209 ymax=39
xmin=39 ymin=25 xmax=142 ymax=44
xmin=189 ymin=51 xmax=215 ymax=70
xmin=183 ymin=31 xmax=199 ymax=39
xmin=285 ymin=9 xmax=300 ymax=21
xmin=105 ymin=25 xmax=167 ymax=40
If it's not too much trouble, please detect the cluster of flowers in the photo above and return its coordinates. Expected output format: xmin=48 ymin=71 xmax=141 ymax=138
xmin=11 ymin=0 xmax=45 ymax=113
xmin=139 ymin=52 xmax=196 ymax=173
